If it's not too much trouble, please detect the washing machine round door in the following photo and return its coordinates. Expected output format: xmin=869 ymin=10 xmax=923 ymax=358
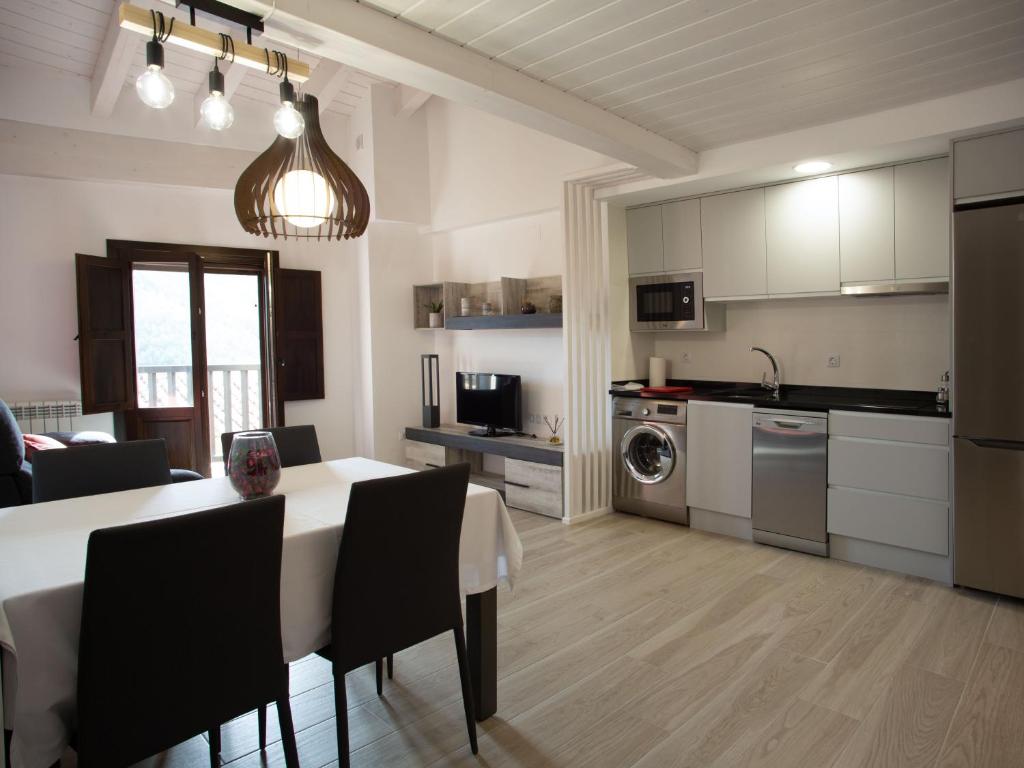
xmin=621 ymin=424 xmax=675 ymax=485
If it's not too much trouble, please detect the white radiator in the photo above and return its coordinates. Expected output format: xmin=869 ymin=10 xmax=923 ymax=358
xmin=8 ymin=401 xmax=113 ymax=436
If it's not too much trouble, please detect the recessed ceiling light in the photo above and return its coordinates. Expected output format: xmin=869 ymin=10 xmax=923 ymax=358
xmin=794 ymin=160 xmax=832 ymax=174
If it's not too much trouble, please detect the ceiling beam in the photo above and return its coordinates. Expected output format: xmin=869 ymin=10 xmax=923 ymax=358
xmin=301 ymin=59 xmax=351 ymax=114
xmin=91 ymin=11 xmax=140 ymax=117
xmin=248 ymin=0 xmax=697 ymax=177
xmin=396 ymin=85 xmax=430 ymax=120
xmin=193 ymin=61 xmax=247 ymax=128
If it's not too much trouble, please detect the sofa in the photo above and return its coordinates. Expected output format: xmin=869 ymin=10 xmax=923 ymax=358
xmin=0 ymin=399 xmax=202 ymax=507
xmin=0 ymin=400 xmax=33 ymax=506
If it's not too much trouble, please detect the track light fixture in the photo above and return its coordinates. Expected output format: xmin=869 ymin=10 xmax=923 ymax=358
xmin=136 ymin=10 xmax=175 ymax=109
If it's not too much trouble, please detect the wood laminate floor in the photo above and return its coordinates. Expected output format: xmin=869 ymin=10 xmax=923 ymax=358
xmin=79 ymin=511 xmax=1024 ymax=768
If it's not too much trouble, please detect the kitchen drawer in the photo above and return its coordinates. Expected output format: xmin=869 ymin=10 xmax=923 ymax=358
xmin=829 ymin=437 xmax=948 ymax=501
xmin=404 ymin=439 xmax=445 ymax=471
xmin=829 ymin=410 xmax=949 ymax=446
xmin=505 ymin=458 xmax=562 ymax=518
xmin=828 ymin=487 xmax=948 ymax=556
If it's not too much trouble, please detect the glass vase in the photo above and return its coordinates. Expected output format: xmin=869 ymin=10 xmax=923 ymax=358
xmin=226 ymin=431 xmax=281 ymax=500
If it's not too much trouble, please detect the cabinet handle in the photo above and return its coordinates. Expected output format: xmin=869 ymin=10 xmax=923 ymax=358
xmin=505 ymin=480 xmax=530 ymax=488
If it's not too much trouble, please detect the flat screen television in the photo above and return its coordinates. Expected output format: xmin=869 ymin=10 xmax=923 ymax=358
xmin=456 ymin=372 xmax=522 ymax=437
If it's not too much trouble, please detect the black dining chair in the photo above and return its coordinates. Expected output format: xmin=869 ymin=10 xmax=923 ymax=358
xmin=223 ymin=424 xmax=321 ymax=749
xmin=317 ymin=463 xmax=477 ymax=767
xmin=31 ymin=439 xmax=173 ymax=503
xmin=75 ymin=495 xmax=300 ymax=768
xmin=222 ymin=425 xmax=322 ymax=469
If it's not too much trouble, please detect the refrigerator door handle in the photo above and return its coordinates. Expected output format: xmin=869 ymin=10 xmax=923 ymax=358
xmin=965 ymin=438 xmax=1024 ymax=451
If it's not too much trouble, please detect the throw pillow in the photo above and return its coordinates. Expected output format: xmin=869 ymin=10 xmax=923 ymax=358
xmin=23 ymin=433 xmax=66 ymax=462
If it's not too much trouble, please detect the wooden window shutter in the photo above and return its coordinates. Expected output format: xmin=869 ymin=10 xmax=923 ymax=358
xmin=75 ymin=254 xmax=136 ymax=414
xmin=274 ymin=268 xmax=325 ymax=401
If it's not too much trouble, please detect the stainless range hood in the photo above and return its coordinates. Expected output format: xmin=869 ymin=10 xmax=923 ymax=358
xmin=840 ymin=280 xmax=949 ymax=297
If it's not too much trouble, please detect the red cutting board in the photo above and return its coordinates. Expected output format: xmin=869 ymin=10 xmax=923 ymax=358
xmin=640 ymin=386 xmax=694 ymax=395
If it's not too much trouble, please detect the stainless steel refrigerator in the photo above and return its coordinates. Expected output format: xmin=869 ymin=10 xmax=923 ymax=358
xmin=953 ymin=198 xmax=1024 ymax=598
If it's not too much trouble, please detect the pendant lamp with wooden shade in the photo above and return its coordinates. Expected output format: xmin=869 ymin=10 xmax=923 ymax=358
xmin=235 ymin=84 xmax=370 ymax=240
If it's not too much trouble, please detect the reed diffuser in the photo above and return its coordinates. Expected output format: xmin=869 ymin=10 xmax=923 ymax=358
xmin=543 ymin=415 xmax=564 ymax=445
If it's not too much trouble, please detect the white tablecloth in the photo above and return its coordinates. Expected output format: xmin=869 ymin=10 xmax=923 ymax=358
xmin=0 ymin=458 xmax=523 ymax=768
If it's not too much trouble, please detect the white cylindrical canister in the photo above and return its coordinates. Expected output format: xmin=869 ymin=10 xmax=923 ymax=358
xmin=649 ymin=357 xmax=667 ymax=387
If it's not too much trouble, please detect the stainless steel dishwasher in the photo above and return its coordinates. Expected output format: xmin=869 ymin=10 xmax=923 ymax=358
xmin=752 ymin=409 xmax=828 ymax=556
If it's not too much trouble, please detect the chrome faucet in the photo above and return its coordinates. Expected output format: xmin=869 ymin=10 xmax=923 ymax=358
xmin=750 ymin=346 xmax=781 ymax=396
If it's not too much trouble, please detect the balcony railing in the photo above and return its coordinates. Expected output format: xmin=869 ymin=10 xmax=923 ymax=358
xmin=137 ymin=364 xmax=262 ymax=461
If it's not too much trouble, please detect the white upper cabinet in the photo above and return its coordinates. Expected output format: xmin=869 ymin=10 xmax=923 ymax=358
xmin=701 ymin=188 xmax=767 ymax=299
xmin=765 ymin=176 xmax=840 ymax=295
xmin=626 ymin=205 xmax=664 ymax=275
xmin=839 ymin=167 xmax=895 ymax=283
xmin=954 ymin=128 xmax=1024 ymax=200
xmin=895 ymin=158 xmax=950 ymax=280
xmin=662 ymin=199 xmax=702 ymax=272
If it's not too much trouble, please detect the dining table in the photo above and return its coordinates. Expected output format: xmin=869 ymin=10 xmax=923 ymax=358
xmin=0 ymin=457 xmax=523 ymax=768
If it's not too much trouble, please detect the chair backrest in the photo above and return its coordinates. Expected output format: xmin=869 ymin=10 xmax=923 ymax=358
xmin=331 ymin=463 xmax=470 ymax=673
xmin=31 ymin=439 xmax=172 ymax=503
xmin=222 ymin=425 xmax=321 ymax=469
xmin=77 ymin=495 xmax=287 ymax=768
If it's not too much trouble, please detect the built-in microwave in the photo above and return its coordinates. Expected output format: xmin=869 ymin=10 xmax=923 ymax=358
xmin=630 ymin=272 xmax=711 ymax=331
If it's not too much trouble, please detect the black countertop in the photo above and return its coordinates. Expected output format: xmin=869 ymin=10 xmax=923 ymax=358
xmin=610 ymin=379 xmax=950 ymax=418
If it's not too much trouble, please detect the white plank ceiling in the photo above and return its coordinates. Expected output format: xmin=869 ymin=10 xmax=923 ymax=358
xmin=0 ymin=0 xmax=391 ymax=117
xmin=358 ymin=0 xmax=1024 ymax=149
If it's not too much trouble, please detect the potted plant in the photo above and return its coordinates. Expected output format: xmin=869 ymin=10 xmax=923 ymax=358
xmin=425 ymin=300 xmax=444 ymax=328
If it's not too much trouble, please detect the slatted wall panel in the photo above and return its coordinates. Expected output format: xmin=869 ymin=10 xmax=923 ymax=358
xmin=561 ymin=166 xmax=646 ymax=521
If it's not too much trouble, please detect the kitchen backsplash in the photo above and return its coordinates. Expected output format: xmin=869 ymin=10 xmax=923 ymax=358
xmin=644 ymin=294 xmax=949 ymax=391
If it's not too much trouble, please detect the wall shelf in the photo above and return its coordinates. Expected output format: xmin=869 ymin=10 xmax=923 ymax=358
xmin=444 ymin=313 xmax=562 ymax=330
xmin=413 ymin=275 xmax=563 ymax=331
xmin=412 ymin=283 xmax=445 ymax=329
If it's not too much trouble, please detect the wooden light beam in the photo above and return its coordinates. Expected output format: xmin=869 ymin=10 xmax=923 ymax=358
xmin=118 ymin=2 xmax=310 ymax=83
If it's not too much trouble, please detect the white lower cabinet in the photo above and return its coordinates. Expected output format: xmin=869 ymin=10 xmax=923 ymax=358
xmin=404 ymin=439 xmax=445 ymax=471
xmin=827 ymin=486 xmax=948 ymax=556
xmin=687 ymin=401 xmax=753 ymax=519
xmin=827 ymin=411 xmax=951 ymax=582
xmin=505 ymin=458 xmax=563 ymax=518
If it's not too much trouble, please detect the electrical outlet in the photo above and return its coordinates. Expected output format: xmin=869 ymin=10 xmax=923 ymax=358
xmin=827 ymin=353 xmax=841 ymax=368
xmin=681 ymin=351 xmax=692 ymax=363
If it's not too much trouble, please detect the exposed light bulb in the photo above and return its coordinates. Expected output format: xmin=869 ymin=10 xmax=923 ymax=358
xmin=274 ymin=101 xmax=305 ymax=139
xmin=793 ymin=160 xmax=832 ymax=174
xmin=201 ymin=92 xmax=234 ymax=131
xmin=274 ymin=78 xmax=304 ymax=139
xmin=137 ymin=65 xmax=174 ymax=109
xmin=200 ymin=61 xmax=234 ymax=130
xmin=137 ymin=40 xmax=174 ymax=109
xmin=273 ymin=169 xmax=336 ymax=228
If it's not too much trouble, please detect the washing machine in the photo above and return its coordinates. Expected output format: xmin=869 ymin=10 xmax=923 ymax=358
xmin=612 ymin=396 xmax=688 ymax=525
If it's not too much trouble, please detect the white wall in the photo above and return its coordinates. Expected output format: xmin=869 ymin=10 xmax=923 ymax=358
xmin=425 ymin=98 xmax=611 ymax=232
xmin=365 ymin=221 xmax=435 ymax=464
xmin=429 ymin=210 xmax=566 ymax=431
xmin=369 ymin=85 xmax=431 ymax=225
xmin=422 ymin=100 xmax=615 ymax=437
xmin=0 ymin=173 xmax=360 ymax=460
xmin=649 ymin=295 xmax=949 ymax=391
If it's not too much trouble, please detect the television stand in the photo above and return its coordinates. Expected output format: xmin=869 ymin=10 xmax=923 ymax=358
xmin=467 ymin=426 xmax=517 ymax=437
xmin=403 ymin=424 xmax=564 ymax=519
